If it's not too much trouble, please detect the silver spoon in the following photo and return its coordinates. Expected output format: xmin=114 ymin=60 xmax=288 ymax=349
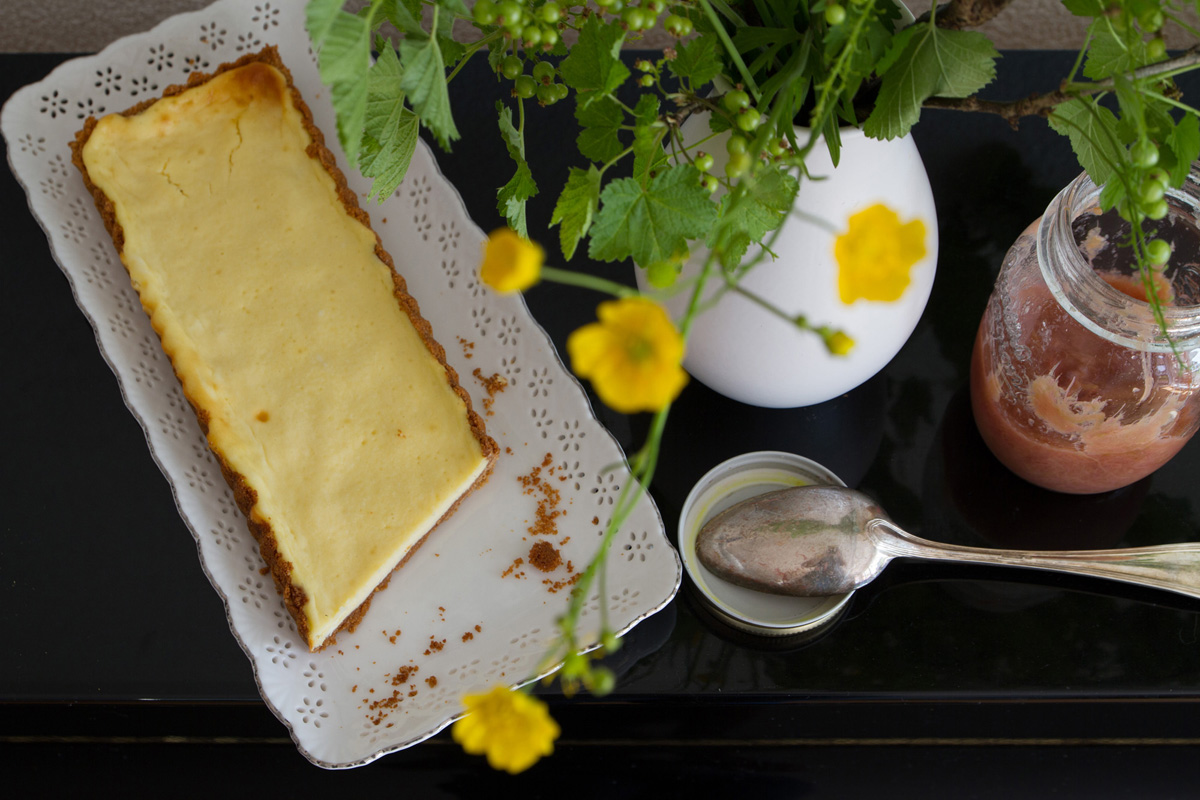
xmin=696 ymin=485 xmax=1200 ymax=600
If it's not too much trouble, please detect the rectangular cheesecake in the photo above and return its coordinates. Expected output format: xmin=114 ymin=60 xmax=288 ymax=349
xmin=71 ymin=48 xmax=497 ymax=651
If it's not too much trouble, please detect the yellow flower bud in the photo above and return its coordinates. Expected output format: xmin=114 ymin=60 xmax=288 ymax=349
xmin=480 ymin=228 xmax=544 ymax=293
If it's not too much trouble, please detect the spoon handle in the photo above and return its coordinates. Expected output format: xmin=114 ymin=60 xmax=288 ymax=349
xmin=868 ymin=520 xmax=1200 ymax=600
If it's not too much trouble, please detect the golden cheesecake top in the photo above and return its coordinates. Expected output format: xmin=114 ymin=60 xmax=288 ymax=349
xmin=80 ymin=61 xmax=492 ymax=649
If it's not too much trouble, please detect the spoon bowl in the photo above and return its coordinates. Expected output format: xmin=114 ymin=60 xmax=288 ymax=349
xmin=697 ymin=485 xmax=1200 ymax=600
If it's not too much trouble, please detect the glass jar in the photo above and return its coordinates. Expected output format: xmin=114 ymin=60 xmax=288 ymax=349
xmin=970 ymin=164 xmax=1200 ymax=494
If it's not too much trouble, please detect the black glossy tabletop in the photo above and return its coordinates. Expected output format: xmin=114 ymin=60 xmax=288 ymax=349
xmin=3 ymin=51 xmax=1198 ymax=794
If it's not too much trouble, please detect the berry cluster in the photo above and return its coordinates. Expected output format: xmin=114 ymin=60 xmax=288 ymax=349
xmin=475 ymin=0 xmax=564 ymax=50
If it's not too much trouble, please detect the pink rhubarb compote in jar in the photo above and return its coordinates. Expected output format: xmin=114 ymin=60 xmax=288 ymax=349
xmin=970 ymin=165 xmax=1200 ymax=494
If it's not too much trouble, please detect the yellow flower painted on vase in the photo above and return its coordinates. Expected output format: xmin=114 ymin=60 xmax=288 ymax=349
xmin=452 ymin=685 xmax=560 ymax=774
xmin=567 ymin=297 xmax=688 ymax=414
xmin=480 ymin=228 xmax=543 ymax=293
xmin=834 ymin=204 xmax=927 ymax=303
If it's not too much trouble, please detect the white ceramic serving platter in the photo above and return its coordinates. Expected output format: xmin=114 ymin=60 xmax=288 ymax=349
xmin=2 ymin=0 xmax=679 ymax=769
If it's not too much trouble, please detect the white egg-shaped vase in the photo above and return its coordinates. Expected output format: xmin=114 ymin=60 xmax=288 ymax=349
xmin=638 ymin=120 xmax=939 ymax=408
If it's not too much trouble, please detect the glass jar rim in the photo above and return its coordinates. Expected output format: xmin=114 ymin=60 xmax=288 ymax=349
xmin=1037 ymin=165 xmax=1200 ymax=353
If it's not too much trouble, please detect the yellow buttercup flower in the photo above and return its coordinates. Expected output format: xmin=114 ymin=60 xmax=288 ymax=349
xmin=567 ymin=297 xmax=688 ymax=414
xmin=480 ymin=228 xmax=543 ymax=293
xmin=452 ymin=685 xmax=560 ymax=774
xmin=834 ymin=204 xmax=926 ymax=303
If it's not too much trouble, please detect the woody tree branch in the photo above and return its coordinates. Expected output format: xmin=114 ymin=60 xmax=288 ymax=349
xmin=913 ymin=0 xmax=1017 ymax=29
xmin=922 ymin=45 xmax=1200 ymax=127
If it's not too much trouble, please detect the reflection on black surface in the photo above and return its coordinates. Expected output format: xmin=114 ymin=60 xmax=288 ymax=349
xmin=924 ymin=387 xmax=1151 ymax=551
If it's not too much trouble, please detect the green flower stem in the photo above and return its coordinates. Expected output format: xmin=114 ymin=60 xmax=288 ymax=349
xmin=539 ymin=266 xmax=641 ymax=298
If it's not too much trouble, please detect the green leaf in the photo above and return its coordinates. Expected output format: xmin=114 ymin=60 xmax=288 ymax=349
xmin=559 ymin=15 xmax=630 ymax=102
xmin=710 ymin=168 xmax=799 ymax=268
xmin=1048 ymin=98 xmax=1125 ymax=187
xmin=360 ymin=45 xmax=420 ymax=202
xmin=589 ymin=165 xmax=718 ymax=267
xmin=668 ymin=34 xmax=723 ymax=88
xmin=380 ymin=0 xmax=426 ymax=37
xmin=1061 ymin=0 xmax=1106 ymax=15
xmin=305 ymin=0 xmax=345 ymax=49
xmin=631 ymin=94 xmax=665 ymax=180
xmin=550 ymin=166 xmax=602 ymax=260
xmin=496 ymin=101 xmax=538 ymax=237
xmin=575 ymin=95 xmax=626 ymax=164
xmin=1083 ymin=20 xmax=1146 ymax=80
xmin=864 ymin=26 xmax=998 ymax=140
xmin=313 ymin=8 xmax=372 ymax=163
xmin=1166 ymin=112 xmax=1200 ymax=187
xmin=399 ymin=35 xmax=460 ymax=149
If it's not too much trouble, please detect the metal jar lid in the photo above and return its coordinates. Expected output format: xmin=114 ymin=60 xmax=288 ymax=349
xmin=679 ymin=451 xmax=854 ymax=637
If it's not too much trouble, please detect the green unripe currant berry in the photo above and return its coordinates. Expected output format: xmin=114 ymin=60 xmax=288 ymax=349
xmin=726 ymin=149 xmax=752 ymax=177
xmin=523 ymin=25 xmax=543 ymax=46
xmin=1139 ymin=8 xmax=1164 ymax=32
xmin=551 ymin=82 xmax=569 ymax=101
xmin=649 ymin=0 xmax=667 ymax=13
xmin=701 ymin=174 xmax=719 ymax=193
xmin=726 ymin=134 xmax=748 ymax=155
xmin=646 ymin=260 xmax=678 ymax=288
xmin=541 ymin=28 xmax=559 ymax=48
xmin=825 ymin=3 xmax=847 ymax=25
xmin=514 ymin=74 xmax=537 ymax=99
xmin=609 ymin=0 xmax=625 ymax=12
xmin=666 ymin=14 xmax=693 ymax=36
xmin=533 ymin=60 xmax=555 ymax=84
xmin=1148 ymin=168 xmax=1170 ymax=189
xmin=587 ymin=666 xmax=616 ymax=696
xmin=623 ymin=7 xmax=647 ymax=29
xmin=473 ymin=0 xmax=497 ymax=25
xmin=736 ymin=107 xmax=762 ymax=132
xmin=536 ymin=83 xmax=557 ymax=105
xmin=540 ymin=1 xmax=562 ymax=24
xmin=500 ymin=55 xmax=523 ymax=80
xmin=561 ymin=652 xmax=586 ymax=679
xmin=497 ymin=0 xmax=523 ymax=29
xmin=1131 ymin=139 xmax=1160 ymax=169
xmin=723 ymin=89 xmax=751 ymax=113
xmin=1146 ymin=238 xmax=1172 ymax=266
xmin=694 ymin=152 xmax=714 ymax=173
xmin=1147 ymin=37 xmax=1166 ymax=61
xmin=767 ymin=137 xmax=787 ymax=157
xmin=600 ymin=629 xmax=623 ymax=654
xmin=1140 ymin=177 xmax=1166 ymax=205
xmin=595 ymin=0 xmax=615 ymax=7
xmin=639 ymin=74 xmax=655 ymax=87
xmin=1145 ymin=197 xmax=1169 ymax=220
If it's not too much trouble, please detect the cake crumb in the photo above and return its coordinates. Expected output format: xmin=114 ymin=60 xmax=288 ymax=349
xmin=458 ymin=336 xmax=475 ymax=360
xmin=502 ymin=557 xmax=525 ymax=579
xmin=424 ymin=637 xmax=446 ymax=655
xmin=462 ymin=631 xmax=474 ymax=642
xmin=425 ymin=676 xmax=438 ymax=688
xmin=529 ymin=540 xmax=562 ymax=572
xmin=472 ymin=368 xmax=507 ymax=415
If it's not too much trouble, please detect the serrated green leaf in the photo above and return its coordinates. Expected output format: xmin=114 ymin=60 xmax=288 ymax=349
xmin=632 ymin=94 xmax=665 ymax=180
xmin=305 ymin=0 xmax=345 ymax=49
xmin=399 ymin=34 xmax=459 ymax=149
xmin=360 ymin=45 xmax=419 ymax=201
xmin=864 ymin=26 xmax=998 ymax=140
xmin=1062 ymin=0 xmax=1106 ymax=15
xmin=1166 ymin=112 xmax=1200 ymax=187
xmin=576 ymin=95 xmax=626 ymax=164
xmin=1083 ymin=20 xmax=1146 ymax=80
xmin=550 ymin=166 xmax=602 ymax=260
xmin=711 ymin=168 xmax=799 ymax=267
xmin=1048 ymin=98 xmax=1125 ymax=187
xmin=313 ymin=8 xmax=372 ymax=163
xmin=559 ymin=15 xmax=629 ymax=102
xmin=496 ymin=101 xmax=538 ymax=237
xmin=379 ymin=0 xmax=426 ymax=37
xmin=668 ymin=34 xmax=723 ymax=88
xmin=588 ymin=165 xmax=718 ymax=267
